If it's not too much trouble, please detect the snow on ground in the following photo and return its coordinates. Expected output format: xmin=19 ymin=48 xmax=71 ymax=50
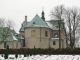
xmin=0 ymin=54 xmax=80 ymax=60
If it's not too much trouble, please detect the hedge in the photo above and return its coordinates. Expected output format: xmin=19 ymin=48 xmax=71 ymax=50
xmin=0 ymin=48 xmax=80 ymax=55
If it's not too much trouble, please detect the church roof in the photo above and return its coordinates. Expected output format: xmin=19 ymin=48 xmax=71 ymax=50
xmin=47 ymin=20 xmax=64 ymax=30
xmin=46 ymin=22 xmax=58 ymax=30
xmin=20 ymin=14 xmax=49 ymax=32
xmin=25 ymin=14 xmax=49 ymax=28
xmin=20 ymin=15 xmax=64 ymax=32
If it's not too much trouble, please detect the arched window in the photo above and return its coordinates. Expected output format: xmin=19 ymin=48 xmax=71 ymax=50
xmin=31 ymin=30 xmax=36 ymax=37
xmin=45 ymin=31 xmax=48 ymax=37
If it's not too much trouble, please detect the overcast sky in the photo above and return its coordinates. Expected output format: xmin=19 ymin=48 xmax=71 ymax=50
xmin=0 ymin=0 xmax=80 ymax=32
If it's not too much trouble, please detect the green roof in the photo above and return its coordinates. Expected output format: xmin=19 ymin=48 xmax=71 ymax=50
xmin=20 ymin=15 xmax=64 ymax=32
xmin=26 ymin=15 xmax=49 ymax=28
xmin=20 ymin=21 xmax=29 ymax=32
xmin=48 ymin=20 xmax=64 ymax=29
xmin=0 ymin=27 xmax=18 ymax=42
xmin=20 ymin=14 xmax=49 ymax=32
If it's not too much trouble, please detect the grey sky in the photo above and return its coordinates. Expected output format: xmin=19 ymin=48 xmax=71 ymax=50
xmin=0 ymin=0 xmax=80 ymax=32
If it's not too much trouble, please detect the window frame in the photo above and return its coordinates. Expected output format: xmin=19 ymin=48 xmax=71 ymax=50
xmin=45 ymin=31 xmax=48 ymax=37
xmin=31 ymin=30 xmax=36 ymax=37
xmin=53 ymin=41 xmax=56 ymax=45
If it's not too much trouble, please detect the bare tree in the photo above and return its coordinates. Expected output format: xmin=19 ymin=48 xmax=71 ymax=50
xmin=51 ymin=5 xmax=80 ymax=48
xmin=64 ymin=9 xmax=72 ymax=48
xmin=63 ymin=8 xmax=80 ymax=48
xmin=70 ymin=8 xmax=80 ymax=48
xmin=0 ymin=18 xmax=14 ymax=49
xmin=51 ymin=5 xmax=64 ymax=20
xmin=51 ymin=5 xmax=67 ymax=48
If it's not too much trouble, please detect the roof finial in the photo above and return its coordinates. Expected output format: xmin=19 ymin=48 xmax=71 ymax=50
xmin=41 ymin=7 xmax=45 ymax=21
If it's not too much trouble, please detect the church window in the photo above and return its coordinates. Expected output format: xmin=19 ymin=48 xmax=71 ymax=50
xmin=45 ymin=31 xmax=48 ymax=37
xmin=31 ymin=30 xmax=36 ymax=37
xmin=23 ymin=38 xmax=25 ymax=47
xmin=53 ymin=41 xmax=56 ymax=45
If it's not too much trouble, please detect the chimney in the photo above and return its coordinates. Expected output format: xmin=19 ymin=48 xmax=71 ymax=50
xmin=25 ymin=16 xmax=27 ymax=23
xmin=25 ymin=16 xmax=27 ymax=21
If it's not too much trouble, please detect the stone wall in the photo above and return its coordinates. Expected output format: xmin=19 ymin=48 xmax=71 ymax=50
xmin=24 ymin=27 xmax=66 ymax=49
xmin=25 ymin=27 xmax=51 ymax=49
xmin=0 ymin=41 xmax=21 ymax=49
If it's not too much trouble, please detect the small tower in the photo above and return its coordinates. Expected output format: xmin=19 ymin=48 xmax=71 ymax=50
xmin=41 ymin=10 xmax=45 ymax=21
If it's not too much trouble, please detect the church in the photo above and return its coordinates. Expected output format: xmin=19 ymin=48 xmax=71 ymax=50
xmin=19 ymin=11 xmax=66 ymax=49
xmin=0 ymin=11 xmax=66 ymax=49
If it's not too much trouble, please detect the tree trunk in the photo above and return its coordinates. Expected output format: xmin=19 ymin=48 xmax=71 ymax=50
xmin=58 ymin=20 xmax=61 ymax=49
xmin=63 ymin=23 xmax=68 ymax=47
xmin=4 ymin=42 xmax=6 ymax=48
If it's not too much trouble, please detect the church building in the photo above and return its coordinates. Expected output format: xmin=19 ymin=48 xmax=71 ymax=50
xmin=19 ymin=11 xmax=66 ymax=49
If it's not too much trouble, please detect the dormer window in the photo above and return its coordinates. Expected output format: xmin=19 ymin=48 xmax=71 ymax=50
xmin=33 ymin=22 xmax=35 ymax=24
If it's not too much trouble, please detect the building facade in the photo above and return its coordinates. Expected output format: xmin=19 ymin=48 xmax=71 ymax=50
xmin=0 ymin=11 xmax=66 ymax=49
xmin=20 ymin=11 xmax=66 ymax=49
xmin=0 ymin=28 xmax=21 ymax=49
